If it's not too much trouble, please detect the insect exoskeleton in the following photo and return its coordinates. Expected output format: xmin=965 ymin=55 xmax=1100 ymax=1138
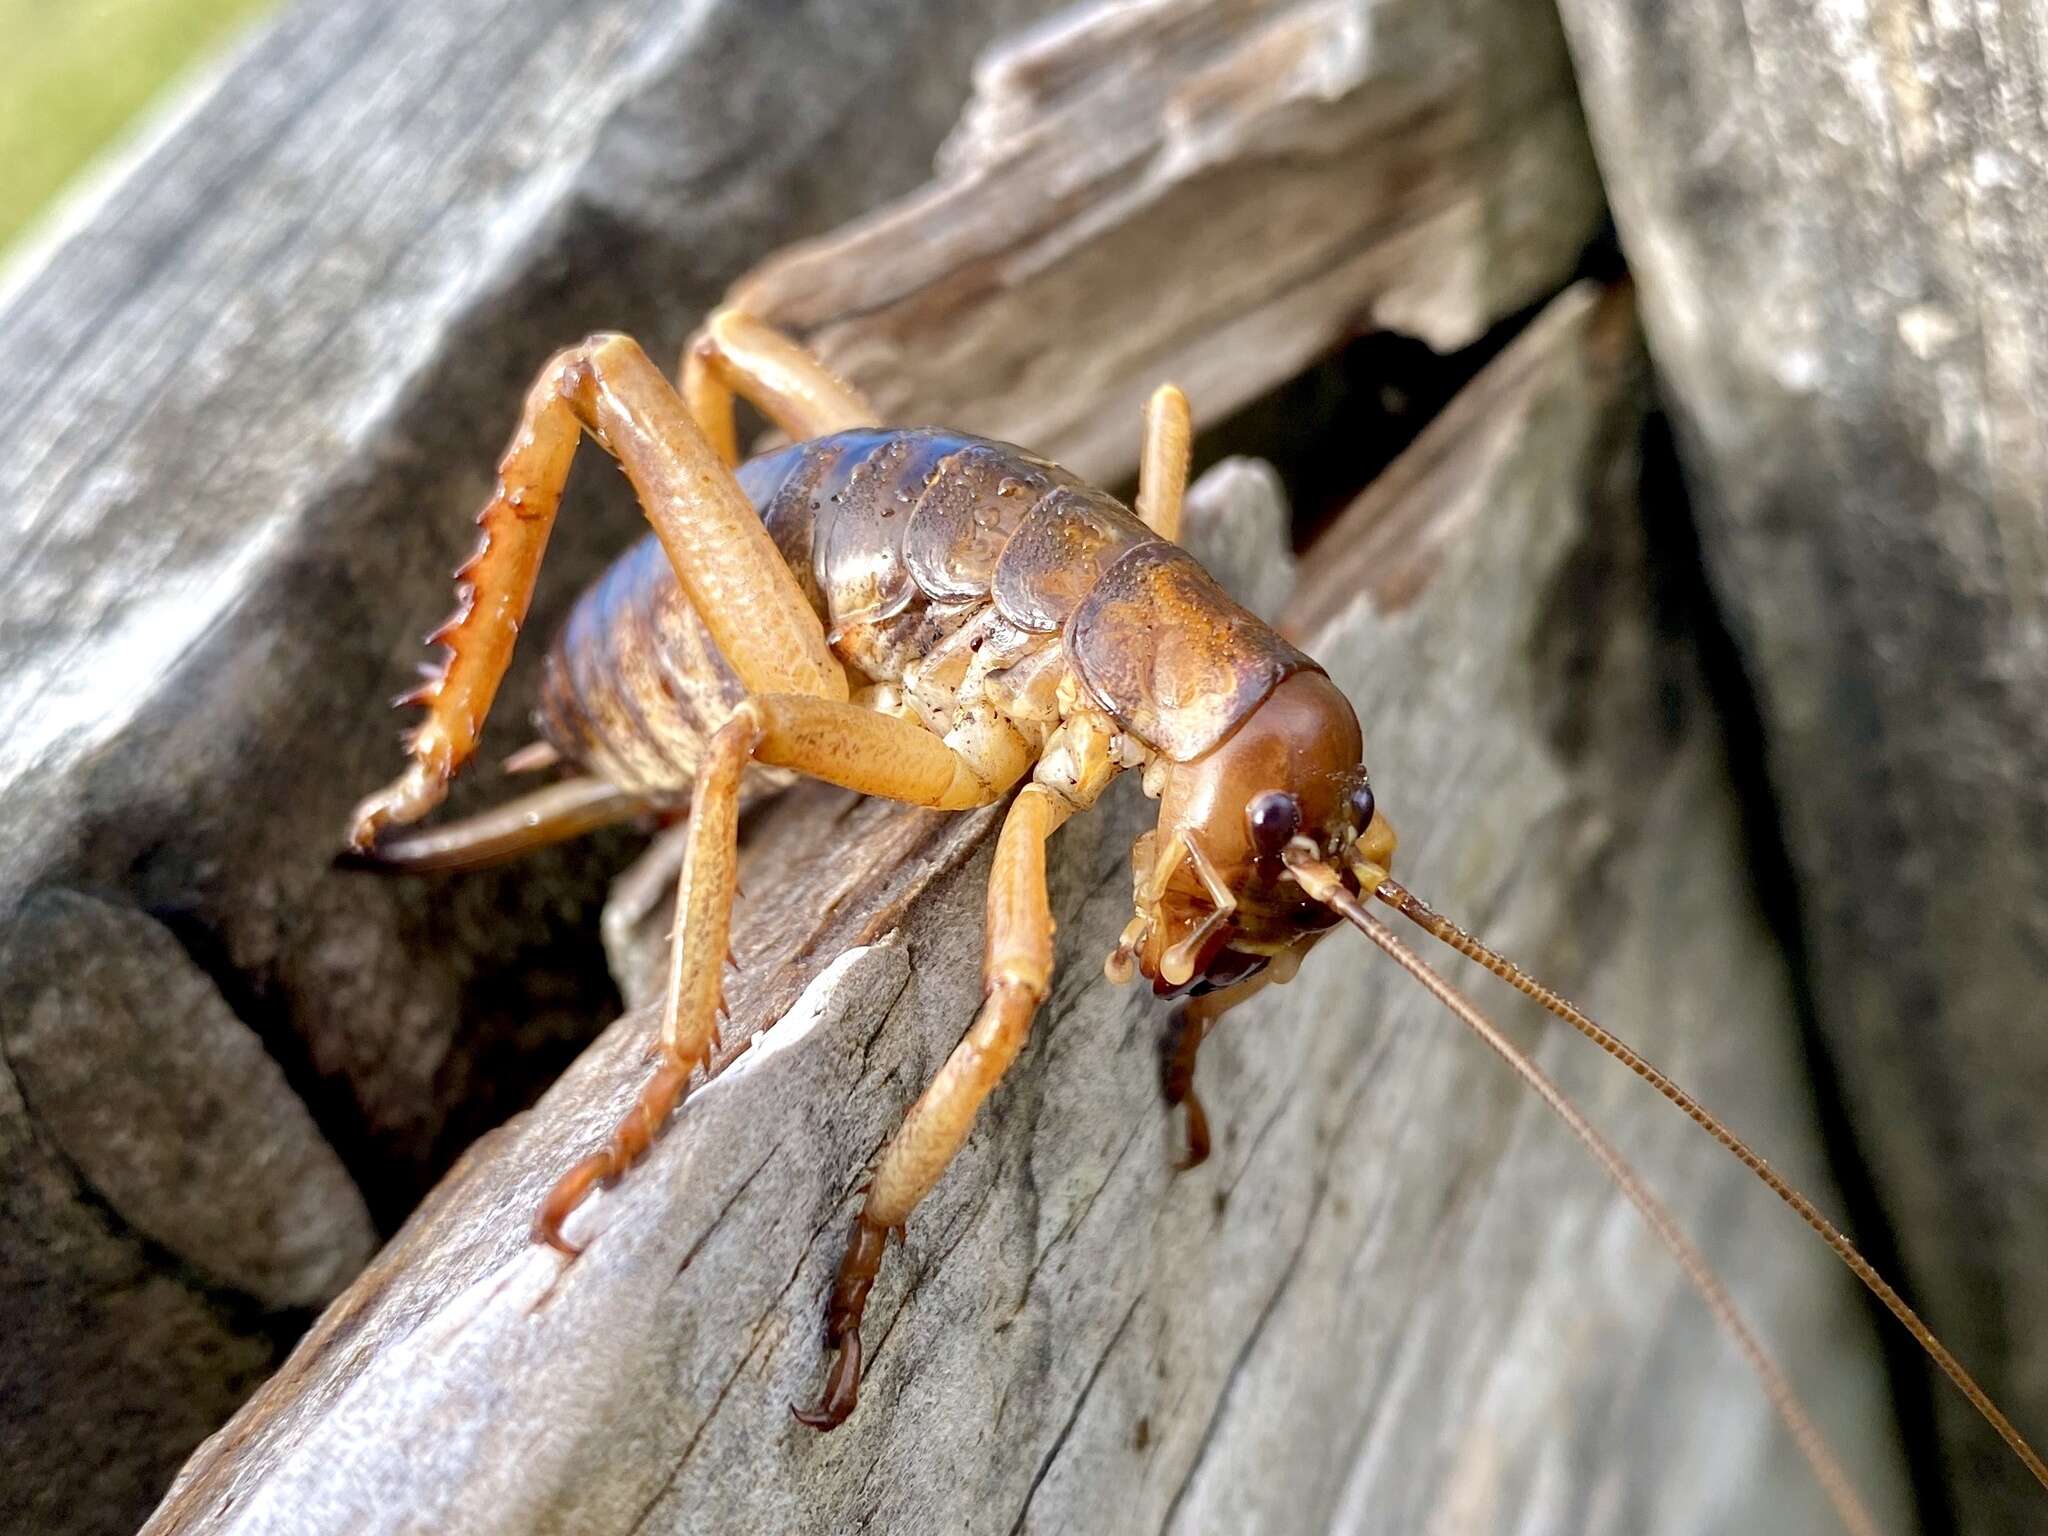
xmin=346 ymin=309 xmax=2045 ymax=1523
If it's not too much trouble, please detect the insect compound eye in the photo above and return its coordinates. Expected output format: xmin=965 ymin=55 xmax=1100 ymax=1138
xmin=1347 ymin=781 xmax=1376 ymax=832
xmin=1245 ymin=791 xmax=1302 ymax=858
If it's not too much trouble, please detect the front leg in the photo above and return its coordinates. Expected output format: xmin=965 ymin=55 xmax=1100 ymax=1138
xmin=1160 ymin=1002 xmax=1215 ymax=1171
xmin=1159 ymin=968 xmax=1278 ymax=1171
xmin=1158 ymin=931 xmax=1321 ymax=1170
xmin=794 ymin=784 xmax=1070 ymax=1430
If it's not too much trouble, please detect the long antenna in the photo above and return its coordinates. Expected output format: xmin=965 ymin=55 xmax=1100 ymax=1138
xmin=1373 ymin=874 xmax=2048 ymax=1493
xmin=1283 ymin=847 xmax=1880 ymax=1536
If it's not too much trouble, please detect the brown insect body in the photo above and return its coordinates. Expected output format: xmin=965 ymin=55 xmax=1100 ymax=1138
xmin=346 ymin=319 xmax=2045 ymax=1509
xmin=532 ymin=426 xmax=1364 ymax=997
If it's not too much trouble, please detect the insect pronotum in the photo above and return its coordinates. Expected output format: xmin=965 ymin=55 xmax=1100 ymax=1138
xmin=346 ymin=307 xmax=2045 ymax=1529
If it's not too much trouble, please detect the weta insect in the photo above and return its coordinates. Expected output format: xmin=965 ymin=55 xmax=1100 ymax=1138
xmin=346 ymin=309 xmax=2044 ymax=1528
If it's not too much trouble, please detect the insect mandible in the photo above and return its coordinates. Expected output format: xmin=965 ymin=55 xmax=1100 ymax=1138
xmin=344 ymin=309 xmax=2045 ymax=1528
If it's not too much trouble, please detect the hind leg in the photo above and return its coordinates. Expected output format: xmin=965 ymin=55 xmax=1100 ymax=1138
xmin=680 ymin=308 xmax=880 ymax=467
xmin=344 ymin=777 xmax=648 ymax=875
xmin=596 ymin=817 xmax=694 ymax=1011
xmin=346 ymin=333 xmax=847 ymax=851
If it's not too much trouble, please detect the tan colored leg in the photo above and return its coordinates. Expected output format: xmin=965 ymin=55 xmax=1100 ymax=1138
xmin=681 ymin=308 xmax=881 ymax=468
xmin=1135 ymin=382 xmax=1191 ymax=541
xmin=535 ymin=695 xmax=1018 ymax=1254
xmin=533 ymin=712 xmax=756 ymax=1250
xmin=347 ymin=334 xmax=848 ymax=851
xmin=343 ymin=776 xmax=646 ymax=875
xmin=796 ymin=784 xmax=1071 ymax=1429
xmin=600 ymin=817 xmax=695 ymax=1011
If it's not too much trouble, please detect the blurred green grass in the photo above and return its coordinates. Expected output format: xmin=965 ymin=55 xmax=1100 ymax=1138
xmin=0 ymin=0 xmax=278 ymax=254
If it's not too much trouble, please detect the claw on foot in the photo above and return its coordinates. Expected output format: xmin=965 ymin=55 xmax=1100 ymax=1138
xmin=792 ymin=1215 xmax=888 ymax=1432
xmin=347 ymin=760 xmax=450 ymax=852
xmin=790 ymin=1334 xmax=863 ymax=1431
xmin=533 ymin=1151 xmax=609 ymax=1256
xmin=530 ymin=1057 xmax=697 ymax=1258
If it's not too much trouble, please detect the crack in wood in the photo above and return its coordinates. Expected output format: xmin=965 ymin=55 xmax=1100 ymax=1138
xmin=668 ymin=1142 xmax=783 ymax=1284
xmin=1006 ymin=1293 xmax=1146 ymax=1536
xmin=1153 ymin=1180 xmax=1322 ymax=1535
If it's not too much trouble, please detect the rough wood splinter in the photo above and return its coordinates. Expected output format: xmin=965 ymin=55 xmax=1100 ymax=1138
xmin=346 ymin=309 xmax=2046 ymax=1528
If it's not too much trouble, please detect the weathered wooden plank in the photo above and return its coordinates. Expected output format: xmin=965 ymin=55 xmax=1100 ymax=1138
xmin=146 ymin=286 xmax=1913 ymax=1536
xmin=1554 ymin=3 xmax=2048 ymax=1526
xmin=16 ymin=0 xmax=1933 ymax=1531
xmin=732 ymin=0 xmax=1605 ymax=484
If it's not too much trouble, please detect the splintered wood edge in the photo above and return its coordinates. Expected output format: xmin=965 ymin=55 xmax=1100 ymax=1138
xmin=1286 ymin=281 xmax=1627 ymax=631
xmin=727 ymin=0 xmax=1602 ymax=484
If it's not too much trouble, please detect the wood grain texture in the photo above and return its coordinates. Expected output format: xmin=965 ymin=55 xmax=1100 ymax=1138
xmin=732 ymin=0 xmax=1605 ymax=484
xmin=12 ymin=0 xmax=1922 ymax=1529
xmin=145 ymin=288 xmax=1914 ymax=1536
xmin=1554 ymin=4 xmax=2048 ymax=1525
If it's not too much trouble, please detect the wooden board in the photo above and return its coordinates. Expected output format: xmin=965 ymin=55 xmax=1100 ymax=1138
xmin=0 ymin=0 xmax=1695 ymax=1529
xmin=0 ymin=3 xmax=1077 ymax=1531
xmin=733 ymin=0 xmax=1604 ymax=484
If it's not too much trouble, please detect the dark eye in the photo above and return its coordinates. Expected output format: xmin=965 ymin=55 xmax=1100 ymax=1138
xmin=1246 ymin=791 xmax=1301 ymax=857
xmin=1348 ymin=781 xmax=1376 ymax=830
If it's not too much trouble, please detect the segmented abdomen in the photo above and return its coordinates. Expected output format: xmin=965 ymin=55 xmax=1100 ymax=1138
xmin=741 ymin=426 xmax=1167 ymax=644
xmin=537 ymin=428 xmax=1314 ymax=790
xmin=533 ymin=532 xmax=748 ymax=797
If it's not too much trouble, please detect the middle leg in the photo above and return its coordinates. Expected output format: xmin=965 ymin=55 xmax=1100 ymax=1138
xmin=534 ymin=694 xmax=1013 ymax=1252
xmin=1135 ymin=382 xmax=1191 ymax=541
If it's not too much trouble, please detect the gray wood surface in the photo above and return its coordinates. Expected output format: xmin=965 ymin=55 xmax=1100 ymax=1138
xmin=5 ymin=0 xmax=1937 ymax=1530
xmin=1554 ymin=5 xmax=2048 ymax=1526
xmin=146 ymin=286 xmax=1913 ymax=1536
xmin=0 ymin=2 xmax=1606 ymax=1530
xmin=733 ymin=0 xmax=1604 ymax=483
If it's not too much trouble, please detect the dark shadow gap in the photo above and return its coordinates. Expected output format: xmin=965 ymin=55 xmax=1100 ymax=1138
xmin=1189 ymin=222 xmax=1631 ymax=551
